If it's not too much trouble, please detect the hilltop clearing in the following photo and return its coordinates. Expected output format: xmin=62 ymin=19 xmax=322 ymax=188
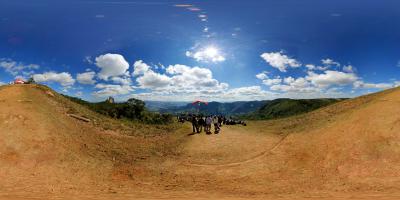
xmin=1 ymin=84 xmax=400 ymax=199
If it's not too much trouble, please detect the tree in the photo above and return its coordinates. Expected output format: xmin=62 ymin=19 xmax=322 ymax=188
xmin=124 ymin=98 xmax=145 ymax=119
xmin=26 ymin=77 xmax=36 ymax=84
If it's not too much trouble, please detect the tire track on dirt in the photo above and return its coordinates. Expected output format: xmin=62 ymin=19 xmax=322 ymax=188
xmin=182 ymin=132 xmax=291 ymax=167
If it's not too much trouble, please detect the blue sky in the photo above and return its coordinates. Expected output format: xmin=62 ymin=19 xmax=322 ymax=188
xmin=1 ymin=0 xmax=400 ymax=102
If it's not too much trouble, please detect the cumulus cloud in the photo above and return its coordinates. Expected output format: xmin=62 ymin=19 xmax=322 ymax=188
xmin=111 ymin=76 xmax=132 ymax=85
xmin=306 ymin=70 xmax=358 ymax=88
xmin=76 ymin=71 xmax=96 ymax=85
xmin=321 ymin=58 xmax=340 ymax=67
xmin=256 ymin=71 xmax=269 ymax=80
xmin=133 ymin=85 xmax=276 ymax=102
xmin=270 ymin=77 xmax=319 ymax=93
xmin=136 ymin=70 xmax=171 ymax=89
xmin=260 ymin=51 xmax=301 ymax=72
xmin=343 ymin=65 xmax=355 ymax=73
xmin=0 ymin=58 xmax=39 ymax=77
xmin=95 ymin=53 xmax=130 ymax=80
xmin=92 ymin=83 xmax=134 ymax=98
xmin=262 ymin=78 xmax=282 ymax=86
xmin=353 ymin=81 xmax=393 ymax=89
xmin=166 ymin=64 xmax=228 ymax=90
xmin=305 ymin=64 xmax=316 ymax=70
xmin=257 ymin=69 xmax=360 ymax=95
xmin=133 ymin=60 xmax=150 ymax=76
xmin=33 ymin=72 xmax=75 ymax=86
xmin=255 ymin=71 xmax=281 ymax=86
xmin=132 ymin=62 xmax=232 ymax=100
xmin=305 ymin=64 xmax=329 ymax=71
xmin=220 ymin=86 xmax=277 ymax=101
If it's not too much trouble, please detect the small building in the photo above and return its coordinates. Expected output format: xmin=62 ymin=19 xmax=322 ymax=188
xmin=14 ymin=78 xmax=25 ymax=84
xmin=107 ymin=96 xmax=115 ymax=104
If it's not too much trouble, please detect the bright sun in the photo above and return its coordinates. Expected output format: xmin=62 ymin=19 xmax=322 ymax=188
xmin=186 ymin=45 xmax=226 ymax=63
xmin=204 ymin=47 xmax=218 ymax=58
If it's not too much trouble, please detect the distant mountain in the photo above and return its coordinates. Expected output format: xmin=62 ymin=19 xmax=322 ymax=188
xmin=153 ymin=98 xmax=346 ymax=118
xmin=145 ymin=101 xmax=189 ymax=112
xmin=158 ymin=101 xmax=269 ymax=115
xmin=244 ymin=98 xmax=345 ymax=120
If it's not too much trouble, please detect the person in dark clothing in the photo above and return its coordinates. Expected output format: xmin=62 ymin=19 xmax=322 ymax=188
xmin=218 ymin=116 xmax=223 ymax=127
xmin=191 ymin=116 xmax=199 ymax=133
xmin=197 ymin=117 xmax=205 ymax=133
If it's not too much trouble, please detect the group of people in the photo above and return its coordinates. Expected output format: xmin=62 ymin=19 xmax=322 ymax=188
xmin=191 ymin=115 xmax=225 ymax=134
xmin=177 ymin=114 xmax=247 ymax=134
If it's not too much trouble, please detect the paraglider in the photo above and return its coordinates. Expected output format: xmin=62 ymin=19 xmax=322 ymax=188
xmin=192 ymin=100 xmax=208 ymax=106
xmin=192 ymin=100 xmax=208 ymax=114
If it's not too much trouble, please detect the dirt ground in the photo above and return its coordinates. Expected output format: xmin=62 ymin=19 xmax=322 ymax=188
xmin=1 ymin=85 xmax=400 ymax=199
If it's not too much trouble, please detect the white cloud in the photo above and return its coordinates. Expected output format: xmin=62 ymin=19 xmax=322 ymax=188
xmin=136 ymin=70 xmax=171 ymax=89
xmin=95 ymin=53 xmax=129 ymax=80
xmin=132 ymin=62 xmax=231 ymax=100
xmin=321 ymin=58 xmax=340 ymax=67
xmin=270 ymin=77 xmax=319 ymax=93
xmin=306 ymin=64 xmax=329 ymax=71
xmin=220 ymin=86 xmax=277 ymax=101
xmin=132 ymin=86 xmax=277 ymax=102
xmin=262 ymin=77 xmax=282 ymax=86
xmin=33 ymin=72 xmax=75 ymax=86
xmin=260 ymin=51 xmax=301 ymax=72
xmin=0 ymin=58 xmax=39 ymax=77
xmin=305 ymin=64 xmax=316 ymax=70
xmin=306 ymin=70 xmax=358 ymax=88
xmin=186 ymin=46 xmax=226 ymax=63
xmin=256 ymin=71 xmax=269 ymax=80
xmin=166 ymin=64 xmax=227 ymax=89
xmin=93 ymin=83 xmax=134 ymax=98
xmin=111 ymin=76 xmax=132 ymax=85
xmin=133 ymin=60 xmax=150 ymax=76
xmin=343 ymin=65 xmax=355 ymax=73
xmin=76 ymin=71 xmax=96 ymax=85
xmin=353 ymin=81 xmax=393 ymax=89
xmin=255 ymin=71 xmax=281 ymax=86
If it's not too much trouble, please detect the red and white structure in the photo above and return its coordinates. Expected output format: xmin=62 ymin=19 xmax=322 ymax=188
xmin=14 ymin=78 xmax=25 ymax=84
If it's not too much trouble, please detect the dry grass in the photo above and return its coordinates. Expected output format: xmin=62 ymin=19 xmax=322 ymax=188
xmin=2 ymin=84 xmax=400 ymax=199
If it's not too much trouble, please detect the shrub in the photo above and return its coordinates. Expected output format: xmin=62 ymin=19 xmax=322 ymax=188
xmin=62 ymin=95 xmax=173 ymax=124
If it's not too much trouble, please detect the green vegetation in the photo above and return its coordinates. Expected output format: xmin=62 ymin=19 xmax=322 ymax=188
xmin=62 ymin=95 xmax=173 ymax=125
xmin=26 ymin=77 xmax=36 ymax=84
xmin=243 ymin=98 xmax=345 ymax=120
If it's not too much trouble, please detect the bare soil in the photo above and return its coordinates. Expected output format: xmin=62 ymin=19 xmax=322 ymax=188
xmin=1 ymin=85 xmax=400 ymax=199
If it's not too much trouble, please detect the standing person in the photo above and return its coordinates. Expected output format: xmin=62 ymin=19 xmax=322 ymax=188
xmin=198 ymin=116 xmax=205 ymax=133
xmin=218 ymin=116 xmax=223 ymax=127
xmin=213 ymin=116 xmax=220 ymax=134
xmin=206 ymin=115 xmax=212 ymax=134
xmin=191 ymin=115 xmax=198 ymax=133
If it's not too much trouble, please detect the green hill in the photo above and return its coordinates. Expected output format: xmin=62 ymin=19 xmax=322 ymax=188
xmin=244 ymin=98 xmax=345 ymax=120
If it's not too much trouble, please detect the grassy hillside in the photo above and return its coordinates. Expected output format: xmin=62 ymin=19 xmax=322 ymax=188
xmin=244 ymin=98 xmax=345 ymax=120
xmin=62 ymin=94 xmax=174 ymax=124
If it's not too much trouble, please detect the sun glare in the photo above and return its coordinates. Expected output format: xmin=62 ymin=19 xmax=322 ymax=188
xmin=204 ymin=47 xmax=218 ymax=58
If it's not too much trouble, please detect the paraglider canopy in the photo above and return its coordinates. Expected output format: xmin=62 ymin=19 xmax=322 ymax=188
xmin=192 ymin=100 xmax=208 ymax=114
xmin=192 ymin=100 xmax=208 ymax=106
